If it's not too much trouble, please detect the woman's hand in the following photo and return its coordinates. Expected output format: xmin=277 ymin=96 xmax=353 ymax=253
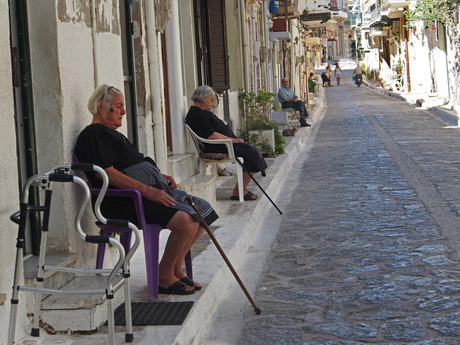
xmin=163 ymin=174 xmax=177 ymax=189
xmin=104 ymin=166 xmax=176 ymax=207
xmin=232 ymin=137 xmax=244 ymax=144
xmin=144 ymin=186 xmax=177 ymax=206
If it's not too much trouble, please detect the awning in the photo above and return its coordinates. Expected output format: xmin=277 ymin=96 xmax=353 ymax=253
xmin=305 ymin=37 xmax=323 ymax=45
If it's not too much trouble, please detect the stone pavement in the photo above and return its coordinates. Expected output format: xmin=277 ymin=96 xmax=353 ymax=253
xmin=204 ymin=68 xmax=460 ymax=344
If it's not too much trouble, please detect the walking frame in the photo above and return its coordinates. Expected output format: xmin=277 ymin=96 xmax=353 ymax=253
xmin=8 ymin=163 xmax=141 ymax=345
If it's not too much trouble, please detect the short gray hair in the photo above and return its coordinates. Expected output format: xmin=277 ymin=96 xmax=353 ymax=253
xmin=87 ymin=84 xmax=123 ymax=114
xmin=191 ymin=85 xmax=216 ymax=102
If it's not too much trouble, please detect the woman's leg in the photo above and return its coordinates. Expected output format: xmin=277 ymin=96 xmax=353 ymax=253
xmin=159 ymin=211 xmax=202 ymax=291
xmin=232 ymin=171 xmax=257 ymax=199
xmin=173 ymin=224 xmax=204 ymax=289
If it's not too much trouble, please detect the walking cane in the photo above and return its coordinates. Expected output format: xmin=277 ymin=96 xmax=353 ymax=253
xmin=185 ymin=196 xmax=261 ymax=315
xmin=235 ymin=158 xmax=283 ymax=215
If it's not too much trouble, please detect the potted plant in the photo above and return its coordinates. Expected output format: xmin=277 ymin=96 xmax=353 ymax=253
xmin=395 ymin=59 xmax=403 ymax=75
xmin=238 ymin=90 xmax=286 ymax=156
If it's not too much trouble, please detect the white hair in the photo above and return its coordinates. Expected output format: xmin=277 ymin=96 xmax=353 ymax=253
xmin=87 ymin=84 xmax=123 ymax=115
xmin=191 ymin=85 xmax=216 ymax=102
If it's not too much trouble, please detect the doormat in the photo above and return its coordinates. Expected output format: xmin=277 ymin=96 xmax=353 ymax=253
xmin=110 ymin=301 xmax=194 ymax=326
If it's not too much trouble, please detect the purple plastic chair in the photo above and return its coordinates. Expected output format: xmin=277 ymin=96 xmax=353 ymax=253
xmin=73 ymin=154 xmax=193 ymax=300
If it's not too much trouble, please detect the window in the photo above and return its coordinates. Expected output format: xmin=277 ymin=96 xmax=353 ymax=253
xmin=194 ymin=0 xmax=229 ymax=93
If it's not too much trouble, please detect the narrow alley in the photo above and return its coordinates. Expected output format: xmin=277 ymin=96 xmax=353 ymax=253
xmin=213 ymin=68 xmax=460 ymax=344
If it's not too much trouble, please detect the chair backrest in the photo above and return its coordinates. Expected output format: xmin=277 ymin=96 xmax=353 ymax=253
xmin=185 ymin=124 xmax=205 ymax=155
xmin=73 ymin=152 xmax=148 ymax=230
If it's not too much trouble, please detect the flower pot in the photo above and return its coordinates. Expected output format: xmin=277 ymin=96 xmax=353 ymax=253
xmin=249 ymin=129 xmax=275 ymax=154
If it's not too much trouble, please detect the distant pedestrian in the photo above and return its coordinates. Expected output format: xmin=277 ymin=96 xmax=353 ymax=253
xmin=334 ymin=63 xmax=342 ymax=85
xmin=321 ymin=65 xmax=333 ymax=87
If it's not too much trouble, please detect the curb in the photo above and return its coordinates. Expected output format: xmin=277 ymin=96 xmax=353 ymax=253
xmin=363 ymin=81 xmax=460 ymax=128
xmin=173 ymin=90 xmax=325 ymax=345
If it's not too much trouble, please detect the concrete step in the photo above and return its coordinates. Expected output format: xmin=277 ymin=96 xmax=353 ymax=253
xmin=40 ymin=275 xmax=125 ymax=332
xmin=0 ymin=293 xmax=6 ymax=305
xmin=167 ymin=153 xmax=195 ymax=184
xmin=24 ymin=253 xmax=78 ymax=291
xmin=178 ymin=173 xmax=217 ymax=206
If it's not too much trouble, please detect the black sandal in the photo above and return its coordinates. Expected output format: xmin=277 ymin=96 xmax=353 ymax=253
xmin=180 ymin=276 xmax=202 ymax=291
xmin=158 ymin=281 xmax=195 ymax=295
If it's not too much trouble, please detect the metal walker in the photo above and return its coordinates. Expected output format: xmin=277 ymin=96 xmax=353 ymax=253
xmin=8 ymin=163 xmax=141 ymax=344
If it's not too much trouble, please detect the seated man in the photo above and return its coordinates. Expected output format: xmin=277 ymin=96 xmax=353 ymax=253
xmin=186 ymin=85 xmax=267 ymax=201
xmin=277 ymin=77 xmax=310 ymax=126
xmin=76 ymin=84 xmax=219 ymax=295
xmin=308 ymin=73 xmax=318 ymax=93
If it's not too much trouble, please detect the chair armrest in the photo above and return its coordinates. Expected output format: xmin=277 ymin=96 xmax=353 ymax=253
xmin=186 ymin=124 xmax=239 ymax=161
xmin=90 ymin=187 xmax=146 ymax=226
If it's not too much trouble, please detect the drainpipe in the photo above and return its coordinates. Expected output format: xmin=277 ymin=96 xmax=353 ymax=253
xmin=443 ymin=25 xmax=451 ymax=105
xmin=262 ymin=1 xmax=272 ymax=93
xmin=403 ymin=14 xmax=411 ymax=93
xmin=239 ymin=0 xmax=249 ymax=91
xmin=251 ymin=5 xmax=257 ymax=91
xmin=290 ymin=20 xmax=295 ymax=89
xmin=146 ymin=0 xmax=167 ymax=170
xmin=91 ymin=0 xmax=98 ymax=87
xmin=166 ymin=1 xmax=186 ymax=154
xmin=273 ymin=40 xmax=279 ymax=92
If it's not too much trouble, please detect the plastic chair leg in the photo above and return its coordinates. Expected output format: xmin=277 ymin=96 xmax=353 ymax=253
xmin=236 ymin=158 xmax=244 ymax=202
xmin=185 ymin=250 xmax=193 ymax=280
xmin=96 ymin=243 xmax=106 ymax=269
xmin=96 ymin=228 xmax=131 ymax=269
xmin=142 ymin=225 xmax=163 ymax=300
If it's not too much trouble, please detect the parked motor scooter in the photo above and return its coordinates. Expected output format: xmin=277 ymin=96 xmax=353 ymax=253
xmin=355 ymin=74 xmax=363 ymax=87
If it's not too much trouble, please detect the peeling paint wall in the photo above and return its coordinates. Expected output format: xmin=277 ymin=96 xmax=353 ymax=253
xmin=131 ymin=1 xmax=156 ymax=157
xmin=26 ymin=0 xmax=124 ymax=265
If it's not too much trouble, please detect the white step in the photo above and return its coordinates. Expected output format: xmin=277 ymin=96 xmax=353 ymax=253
xmin=178 ymin=173 xmax=217 ymax=206
xmin=167 ymin=153 xmax=195 ymax=183
xmin=39 ymin=275 xmax=125 ymax=331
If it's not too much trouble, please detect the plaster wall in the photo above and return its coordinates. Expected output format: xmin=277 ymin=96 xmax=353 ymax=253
xmin=180 ymin=0 xmax=199 ymax=107
xmin=408 ymin=26 xmax=433 ymax=95
xmin=131 ymin=1 xmax=155 ymax=159
xmin=228 ymin=90 xmax=242 ymax=131
xmin=0 ymin=2 xmax=21 ymax=343
xmin=24 ymin=0 xmax=126 ymax=278
xmin=227 ymin=0 xmax=244 ymax=92
xmin=27 ymin=1 xmax=124 ymax=260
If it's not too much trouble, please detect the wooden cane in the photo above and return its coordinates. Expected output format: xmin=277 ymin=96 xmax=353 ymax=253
xmin=185 ymin=196 xmax=261 ymax=315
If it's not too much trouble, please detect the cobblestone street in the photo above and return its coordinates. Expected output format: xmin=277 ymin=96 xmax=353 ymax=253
xmin=237 ymin=70 xmax=460 ymax=344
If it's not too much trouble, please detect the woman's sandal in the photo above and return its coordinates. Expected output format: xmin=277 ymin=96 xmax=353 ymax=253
xmin=158 ymin=281 xmax=195 ymax=295
xmin=230 ymin=191 xmax=258 ymax=201
xmin=180 ymin=276 xmax=202 ymax=291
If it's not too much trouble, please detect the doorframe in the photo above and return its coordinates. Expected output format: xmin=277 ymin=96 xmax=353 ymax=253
xmin=9 ymin=0 xmax=41 ymax=255
xmin=119 ymin=0 xmax=139 ymax=147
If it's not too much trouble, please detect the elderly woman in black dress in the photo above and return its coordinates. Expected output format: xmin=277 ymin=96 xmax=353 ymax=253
xmin=76 ymin=84 xmax=218 ymax=295
xmin=186 ymin=85 xmax=267 ymax=201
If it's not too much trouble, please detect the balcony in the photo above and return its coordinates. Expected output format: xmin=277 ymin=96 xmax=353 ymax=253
xmin=305 ymin=37 xmax=323 ymax=45
xmin=383 ymin=0 xmax=415 ymax=9
xmin=273 ymin=0 xmax=302 ymax=19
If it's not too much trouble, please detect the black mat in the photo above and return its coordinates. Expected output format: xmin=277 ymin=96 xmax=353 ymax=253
xmin=111 ymin=301 xmax=194 ymax=326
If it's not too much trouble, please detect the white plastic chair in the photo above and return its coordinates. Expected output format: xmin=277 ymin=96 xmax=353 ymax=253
xmin=185 ymin=124 xmax=245 ymax=202
xmin=275 ymin=98 xmax=300 ymax=128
